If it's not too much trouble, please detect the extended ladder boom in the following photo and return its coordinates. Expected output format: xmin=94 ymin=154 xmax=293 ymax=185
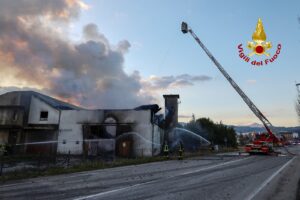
xmin=181 ymin=22 xmax=276 ymax=137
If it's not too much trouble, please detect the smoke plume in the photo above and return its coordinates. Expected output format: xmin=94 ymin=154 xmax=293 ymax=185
xmin=0 ymin=0 xmax=211 ymax=109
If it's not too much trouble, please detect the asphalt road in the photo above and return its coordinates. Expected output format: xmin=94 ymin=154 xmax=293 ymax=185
xmin=1 ymin=146 xmax=299 ymax=200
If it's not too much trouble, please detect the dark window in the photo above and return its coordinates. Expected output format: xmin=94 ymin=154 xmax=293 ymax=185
xmin=40 ymin=111 xmax=48 ymax=121
xmin=12 ymin=110 xmax=18 ymax=121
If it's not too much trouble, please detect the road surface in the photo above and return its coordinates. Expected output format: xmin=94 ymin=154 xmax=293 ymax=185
xmin=1 ymin=146 xmax=300 ymax=200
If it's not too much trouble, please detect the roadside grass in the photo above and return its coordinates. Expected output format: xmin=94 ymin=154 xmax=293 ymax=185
xmin=0 ymin=147 xmax=239 ymax=183
xmin=0 ymin=156 xmax=167 ymax=183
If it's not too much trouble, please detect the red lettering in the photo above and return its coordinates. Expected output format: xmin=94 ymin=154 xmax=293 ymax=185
xmin=238 ymin=44 xmax=243 ymax=50
xmin=276 ymin=49 xmax=280 ymax=54
xmin=265 ymin=59 xmax=269 ymax=65
xmin=239 ymin=52 xmax=245 ymax=58
xmin=237 ymin=43 xmax=281 ymax=66
xmin=277 ymin=44 xmax=281 ymax=49
xmin=238 ymin=44 xmax=243 ymax=53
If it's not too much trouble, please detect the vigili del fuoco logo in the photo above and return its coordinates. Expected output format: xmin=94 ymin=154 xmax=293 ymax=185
xmin=237 ymin=18 xmax=281 ymax=66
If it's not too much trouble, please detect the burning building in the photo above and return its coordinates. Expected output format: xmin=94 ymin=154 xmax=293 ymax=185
xmin=0 ymin=91 xmax=166 ymax=157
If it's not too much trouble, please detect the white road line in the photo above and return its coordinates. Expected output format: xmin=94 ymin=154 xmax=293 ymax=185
xmin=73 ymin=157 xmax=252 ymax=200
xmin=73 ymin=180 xmax=156 ymax=200
xmin=245 ymin=156 xmax=296 ymax=200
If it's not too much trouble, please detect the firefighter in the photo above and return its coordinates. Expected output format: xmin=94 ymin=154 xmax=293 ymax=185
xmin=163 ymin=141 xmax=169 ymax=159
xmin=178 ymin=142 xmax=184 ymax=160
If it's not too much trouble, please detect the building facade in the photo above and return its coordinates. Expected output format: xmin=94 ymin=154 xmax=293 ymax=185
xmin=0 ymin=91 xmax=164 ymax=157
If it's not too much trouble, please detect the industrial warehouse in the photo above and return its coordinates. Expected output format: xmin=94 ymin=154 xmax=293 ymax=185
xmin=0 ymin=91 xmax=180 ymax=157
xmin=2 ymin=1 xmax=300 ymax=199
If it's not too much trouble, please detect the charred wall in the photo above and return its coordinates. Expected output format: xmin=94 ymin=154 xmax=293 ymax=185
xmin=24 ymin=129 xmax=58 ymax=154
xmin=58 ymin=109 xmax=163 ymax=157
xmin=163 ymin=95 xmax=179 ymax=144
xmin=0 ymin=106 xmax=24 ymax=127
xmin=163 ymin=95 xmax=179 ymax=130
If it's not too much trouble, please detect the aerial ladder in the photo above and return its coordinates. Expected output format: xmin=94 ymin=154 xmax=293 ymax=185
xmin=296 ymin=83 xmax=300 ymax=121
xmin=181 ymin=22 xmax=280 ymax=154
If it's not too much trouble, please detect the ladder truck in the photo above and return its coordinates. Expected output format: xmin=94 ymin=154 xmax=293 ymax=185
xmin=181 ymin=22 xmax=280 ymax=154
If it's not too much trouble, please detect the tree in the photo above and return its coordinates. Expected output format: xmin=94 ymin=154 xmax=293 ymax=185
xmin=185 ymin=117 xmax=238 ymax=147
xmin=185 ymin=117 xmax=208 ymax=139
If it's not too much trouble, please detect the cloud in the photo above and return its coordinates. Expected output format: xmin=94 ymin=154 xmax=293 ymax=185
xmin=0 ymin=86 xmax=41 ymax=95
xmin=246 ymin=79 xmax=257 ymax=84
xmin=145 ymin=74 xmax=212 ymax=90
xmin=131 ymin=41 xmax=143 ymax=50
xmin=178 ymin=114 xmax=192 ymax=119
xmin=83 ymin=23 xmax=109 ymax=45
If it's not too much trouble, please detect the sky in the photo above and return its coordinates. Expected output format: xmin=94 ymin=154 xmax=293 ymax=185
xmin=0 ymin=0 xmax=300 ymax=126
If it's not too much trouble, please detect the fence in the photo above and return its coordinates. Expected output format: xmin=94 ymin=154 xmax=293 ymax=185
xmin=0 ymin=150 xmax=96 ymax=177
xmin=0 ymin=148 xmax=158 ymax=177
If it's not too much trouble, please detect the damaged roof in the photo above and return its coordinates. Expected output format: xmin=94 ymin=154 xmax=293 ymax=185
xmin=1 ymin=91 xmax=82 ymax=110
xmin=134 ymin=104 xmax=161 ymax=113
xmin=31 ymin=91 xmax=82 ymax=110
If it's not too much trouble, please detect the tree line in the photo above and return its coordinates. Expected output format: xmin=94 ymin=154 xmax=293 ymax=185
xmin=183 ymin=117 xmax=237 ymax=148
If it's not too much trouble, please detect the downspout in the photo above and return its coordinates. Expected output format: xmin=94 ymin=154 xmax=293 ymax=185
xmin=151 ymin=112 xmax=154 ymax=156
xmin=57 ymin=109 xmax=61 ymax=155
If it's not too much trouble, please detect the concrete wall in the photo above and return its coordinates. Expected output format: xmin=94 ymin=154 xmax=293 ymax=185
xmin=102 ymin=110 xmax=163 ymax=157
xmin=28 ymin=96 xmax=59 ymax=124
xmin=104 ymin=110 xmax=154 ymax=157
xmin=153 ymin=124 xmax=162 ymax=155
xmin=0 ymin=107 xmax=24 ymax=126
xmin=0 ymin=92 xmax=21 ymax=106
xmin=58 ymin=110 xmax=104 ymax=154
